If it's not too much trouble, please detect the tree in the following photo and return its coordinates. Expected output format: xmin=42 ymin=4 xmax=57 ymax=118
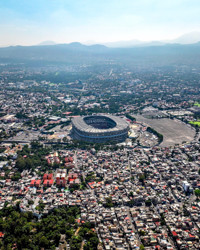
xmin=25 ymin=158 xmax=34 ymax=169
xmin=145 ymin=199 xmax=152 ymax=207
xmin=129 ymin=191 xmax=134 ymax=197
xmin=140 ymin=244 xmax=145 ymax=250
xmin=67 ymin=216 xmax=75 ymax=224
xmin=28 ymin=200 xmax=34 ymax=205
xmin=70 ymin=235 xmax=82 ymax=250
xmin=139 ymin=230 xmax=146 ymax=236
xmin=36 ymin=201 xmax=45 ymax=212
xmin=0 ymin=205 xmax=98 ymax=249
xmin=84 ymin=236 xmax=99 ymax=250
xmin=104 ymin=197 xmax=114 ymax=208
xmin=11 ymin=172 xmax=21 ymax=181
xmin=39 ymin=236 xmax=49 ymax=248
xmin=16 ymin=156 xmax=26 ymax=171
xmin=139 ymin=174 xmax=145 ymax=185
xmin=127 ymin=199 xmax=135 ymax=207
xmin=63 ymin=137 xmax=67 ymax=142
xmin=195 ymin=189 xmax=200 ymax=198
xmin=16 ymin=112 xmax=28 ymax=119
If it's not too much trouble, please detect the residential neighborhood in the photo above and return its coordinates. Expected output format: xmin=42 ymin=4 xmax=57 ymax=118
xmin=0 ymin=140 xmax=200 ymax=249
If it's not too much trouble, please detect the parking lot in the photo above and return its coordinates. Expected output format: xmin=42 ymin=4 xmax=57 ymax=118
xmin=134 ymin=115 xmax=196 ymax=147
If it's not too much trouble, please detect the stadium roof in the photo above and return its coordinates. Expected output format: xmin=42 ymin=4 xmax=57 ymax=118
xmin=72 ymin=114 xmax=129 ymax=134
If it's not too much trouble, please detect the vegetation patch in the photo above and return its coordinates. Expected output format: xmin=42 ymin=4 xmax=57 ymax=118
xmin=189 ymin=121 xmax=200 ymax=127
xmin=126 ymin=114 xmax=136 ymax=122
xmin=147 ymin=126 xmax=163 ymax=144
xmin=194 ymin=102 xmax=200 ymax=107
xmin=0 ymin=205 xmax=99 ymax=250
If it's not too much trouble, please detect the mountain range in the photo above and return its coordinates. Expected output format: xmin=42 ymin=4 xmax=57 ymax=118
xmin=0 ymin=40 xmax=200 ymax=68
xmin=103 ymin=31 xmax=200 ymax=48
xmin=36 ymin=31 xmax=200 ymax=48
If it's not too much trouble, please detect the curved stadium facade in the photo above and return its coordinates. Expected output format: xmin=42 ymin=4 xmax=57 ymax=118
xmin=72 ymin=114 xmax=129 ymax=143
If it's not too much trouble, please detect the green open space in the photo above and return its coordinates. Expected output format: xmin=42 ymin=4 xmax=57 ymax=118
xmin=189 ymin=121 xmax=200 ymax=127
xmin=194 ymin=102 xmax=200 ymax=107
xmin=0 ymin=205 xmax=99 ymax=249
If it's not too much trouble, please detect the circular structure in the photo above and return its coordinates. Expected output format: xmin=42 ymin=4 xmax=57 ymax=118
xmin=72 ymin=114 xmax=129 ymax=143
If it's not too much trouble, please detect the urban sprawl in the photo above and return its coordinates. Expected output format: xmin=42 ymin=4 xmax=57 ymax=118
xmin=0 ymin=64 xmax=200 ymax=249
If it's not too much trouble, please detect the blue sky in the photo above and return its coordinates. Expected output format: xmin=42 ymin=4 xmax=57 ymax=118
xmin=0 ymin=0 xmax=200 ymax=46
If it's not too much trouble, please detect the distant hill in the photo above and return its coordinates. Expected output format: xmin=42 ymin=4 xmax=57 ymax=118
xmin=103 ymin=31 xmax=200 ymax=48
xmin=38 ymin=41 xmax=57 ymax=46
xmin=104 ymin=40 xmax=165 ymax=48
xmin=171 ymin=31 xmax=200 ymax=44
xmin=0 ymin=43 xmax=108 ymax=64
xmin=0 ymin=42 xmax=200 ymax=67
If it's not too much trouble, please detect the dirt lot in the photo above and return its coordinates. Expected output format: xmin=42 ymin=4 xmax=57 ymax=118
xmin=134 ymin=115 xmax=196 ymax=147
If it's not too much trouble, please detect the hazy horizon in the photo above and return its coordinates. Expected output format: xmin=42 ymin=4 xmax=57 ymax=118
xmin=1 ymin=0 xmax=200 ymax=46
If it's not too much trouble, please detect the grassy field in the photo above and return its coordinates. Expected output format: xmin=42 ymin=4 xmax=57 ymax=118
xmin=189 ymin=121 xmax=200 ymax=127
xmin=194 ymin=102 xmax=200 ymax=107
xmin=48 ymin=82 xmax=55 ymax=86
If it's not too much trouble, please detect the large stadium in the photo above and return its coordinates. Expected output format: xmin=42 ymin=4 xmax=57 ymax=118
xmin=71 ymin=114 xmax=129 ymax=143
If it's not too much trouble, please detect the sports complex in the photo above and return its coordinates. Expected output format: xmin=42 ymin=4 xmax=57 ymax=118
xmin=71 ymin=114 xmax=129 ymax=143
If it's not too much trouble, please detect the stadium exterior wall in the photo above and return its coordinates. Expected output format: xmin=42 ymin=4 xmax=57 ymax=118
xmin=71 ymin=115 xmax=129 ymax=143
